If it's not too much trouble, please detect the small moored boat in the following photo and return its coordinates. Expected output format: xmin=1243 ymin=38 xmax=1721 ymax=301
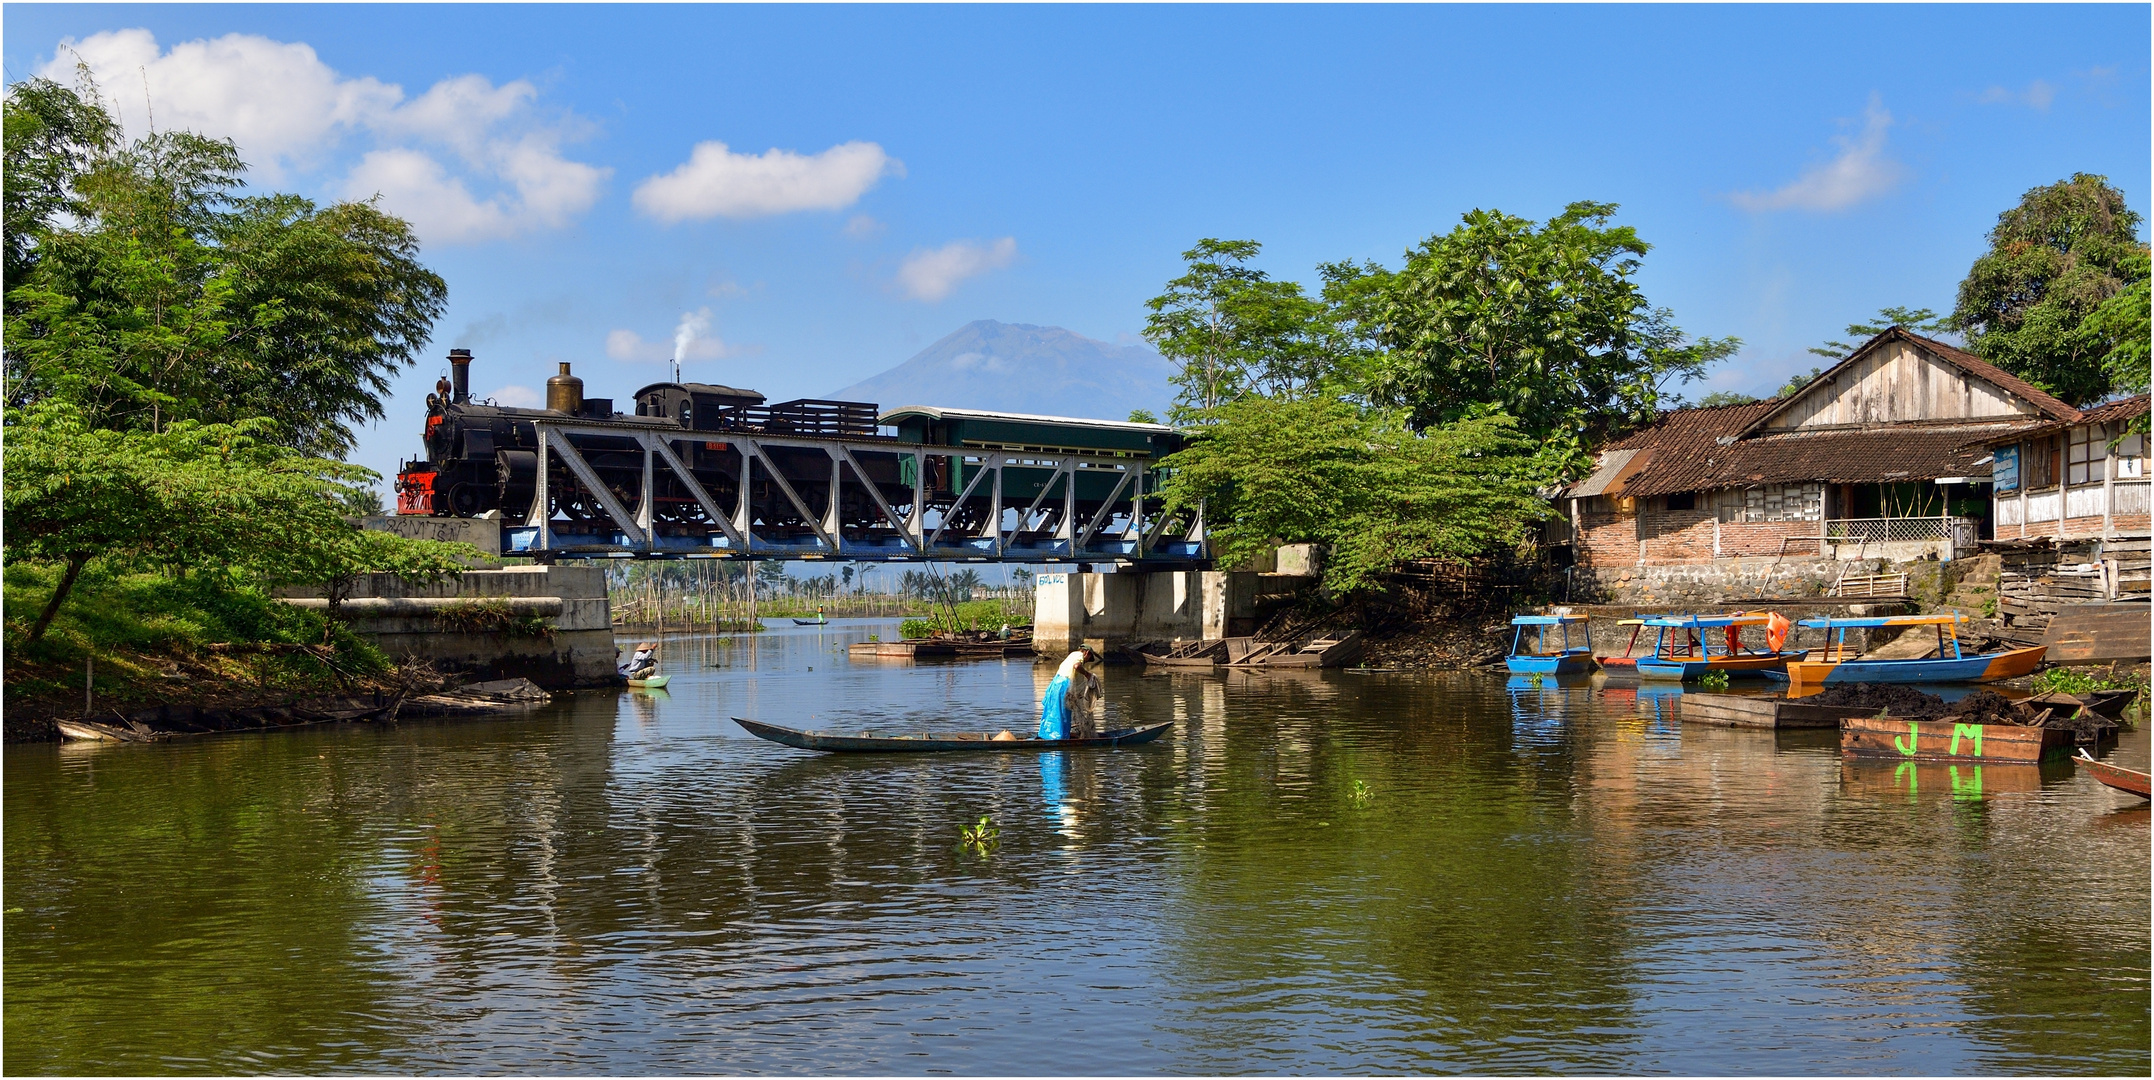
xmin=1784 ymin=614 xmax=2045 ymax=686
xmin=1633 ymin=613 xmax=1799 ymax=681
xmin=1506 ymin=614 xmax=1595 ymax=676
xmin=733 ymin=716 xmax=1173 ymax=754
xmin=2076 ymin=750 xmax=2151 ymax=798
xmin=1597 ymin=618 xmax=1648 ymax=677
xmin=792 ymin=617 xmax=828 ymax=626
xmin=627 ymin=674 xmax=671 ymax=689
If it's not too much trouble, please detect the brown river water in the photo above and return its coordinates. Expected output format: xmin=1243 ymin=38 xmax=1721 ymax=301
xmin=5 ymin=618 xmax=2148 ymax=1074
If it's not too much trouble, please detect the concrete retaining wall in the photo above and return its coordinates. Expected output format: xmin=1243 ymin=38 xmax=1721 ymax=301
xmin=1033 ymin=571 xmax=1286 ymax=655
xmin=279 ymin=565 xmax=615 ymax=688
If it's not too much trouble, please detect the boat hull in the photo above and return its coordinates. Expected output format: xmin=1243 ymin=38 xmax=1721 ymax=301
xmin=1787 ymin=645 xmax=2046 ymax=686
xmin=1841 ymin=715 xmax=2072 ymax=762
xmin=627 ymin=675 xmax=671 ymax=689
xmin=1506 ymin=650 xmax=1595 ymax=676
xmin=2077 ymin=752 xmax=2152 ymax=798
xmin=733 ymin=717 xmax=1174 ymax=754
xmin=1634 ymin=652 xmax=1797 ymax=681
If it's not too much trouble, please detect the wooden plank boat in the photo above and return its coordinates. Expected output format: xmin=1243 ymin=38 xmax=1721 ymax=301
xmin=733 ymin=716 xmax=1173 ymax=753
xmin=1841 ymin=714 xmax=2072 ymax=763
xmin=1506 ymin=614 xmax=1594 ymax=675
xmin=1678 ymin=695 xmax=1876 ymax=729
xmin=1231 ymin=630 xmax=1364 ymax=669
xmin=791 ymin=617 xmax=828 ymax=626
xmin=2076 ymin=750 xmax=2151 ymax=798
xmin=1786 ymin=614 xmax=2045 ymax=685
xmin=1632 ymin=614 xmax=1796 ymax=681
xmin=627 ymin=674 xmax=671 ymax=689
xmin=1131 ymin=638 xmax=1229 ymax=668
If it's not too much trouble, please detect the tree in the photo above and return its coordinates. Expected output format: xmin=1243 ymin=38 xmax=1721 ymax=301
xmin=2 ymin=77 xmax=447 ymax=456
xmin=1807 ymin=306 xmax=1953 ymax=359
xmin=2 ymin=74 xmax=118 ymax=285
xmin=2 ymin=404 xmax=472 ymax=642
xmin=1369 ymin=201 xmax=1737 ymax=469
xmin=1953 ymin=173 xmax=2151 ymax=406
xmin=1143 ymin=239 xmax=1341 ymax=420
xmin=1692 ymin=391 xmax=1762 ymax=408
xmin=1155 ymin=397 xmax=1550 ymax=593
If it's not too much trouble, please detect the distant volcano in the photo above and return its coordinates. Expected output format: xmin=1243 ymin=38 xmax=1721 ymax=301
xmin=825 ymin=320 xmax=1176 ymax=421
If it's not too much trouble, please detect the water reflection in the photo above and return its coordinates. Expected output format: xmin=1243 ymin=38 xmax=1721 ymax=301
xmin=3 ymin=621 xmax=2147 ymax=1074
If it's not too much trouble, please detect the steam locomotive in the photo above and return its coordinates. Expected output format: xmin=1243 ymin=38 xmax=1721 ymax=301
xmin=394 ymin=349 xmax=1186 ymax=554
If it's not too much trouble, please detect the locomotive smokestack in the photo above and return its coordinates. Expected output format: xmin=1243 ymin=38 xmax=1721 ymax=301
xmin=448 ymin=348 xmax=472 ymax=404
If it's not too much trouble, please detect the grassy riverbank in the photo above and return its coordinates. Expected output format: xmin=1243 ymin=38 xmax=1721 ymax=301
xmin=1 ymin=562 xmax=409 ymax=742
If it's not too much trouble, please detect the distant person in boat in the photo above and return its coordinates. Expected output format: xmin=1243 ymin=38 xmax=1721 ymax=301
xmin=1037 ymin=647 xmax=1103 ymax=740
xmin=619 ymin=642 xmax=659 ymax=681
xmin=997 ymin=623 xmax=1012 ymax=640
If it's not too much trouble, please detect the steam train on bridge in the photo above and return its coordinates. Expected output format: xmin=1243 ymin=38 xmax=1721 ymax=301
xmin=394 ymin=350 xmax=1200 ymax=563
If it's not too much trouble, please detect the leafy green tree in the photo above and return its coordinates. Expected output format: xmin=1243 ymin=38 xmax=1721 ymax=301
xmin=1369 ymin=201 xmax=1737 ymax=468
xmin=1144 ymin=239 xmax=1341 ymax=419
xmin=1692 ymin=390 xmax=1762 ymax=408
xmin=1953 ymin=173 xmax=2151 ymax=406
xmin=1127 ymin=408 xmax=1160 ymax=424
xmin=3 ymin=404 xmax=473 ymax=642
xmin=1807 ymin=306 xmax=1953 ymax=359
xmin=2 ymin=77 xmax=447 ymax=456
xmin=2 ymin=73 xmax=118 ymax=285
xmin=1156 ymin=397 xmax=1549 ymax=593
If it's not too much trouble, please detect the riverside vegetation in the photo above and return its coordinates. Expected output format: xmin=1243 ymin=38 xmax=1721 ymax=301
xmin=2 ymin=76 xmax=475 ymax=737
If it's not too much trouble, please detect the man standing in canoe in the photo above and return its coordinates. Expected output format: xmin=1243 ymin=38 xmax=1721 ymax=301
xmin=1037 ymin=647 xmax=1103 ymax=740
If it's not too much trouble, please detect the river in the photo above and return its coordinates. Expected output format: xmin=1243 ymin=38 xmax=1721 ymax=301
xmin=5 ymin=619 xmax=2148 ymax=1074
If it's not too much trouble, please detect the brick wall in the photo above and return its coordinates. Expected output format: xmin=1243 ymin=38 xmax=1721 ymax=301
xmin=1576 ymin=508 xmax=1636 ymax=567
xmin=1718 ymin=520 xmax=1825 ymax=558
xmin=1639 ymin=508 xmax=1716 ymax=562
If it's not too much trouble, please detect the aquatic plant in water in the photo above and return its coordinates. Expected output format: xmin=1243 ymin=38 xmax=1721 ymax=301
xmin=1349 ymin=780 xmax=1374 ymax=807
xmin=959 ymin=815 xmax=999 ymax=854
xmin=1697 ymin=670 xmax=1731 ymax=691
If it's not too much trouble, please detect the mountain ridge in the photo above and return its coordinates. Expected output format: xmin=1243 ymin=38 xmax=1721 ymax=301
xmin=824 ymin=320 xmax=1176 ymax=422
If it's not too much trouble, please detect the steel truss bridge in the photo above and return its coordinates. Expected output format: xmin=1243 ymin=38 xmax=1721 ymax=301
xmin=502 ymin=418 xmax=1209 ymax=565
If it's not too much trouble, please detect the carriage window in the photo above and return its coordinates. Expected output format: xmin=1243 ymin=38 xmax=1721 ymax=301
xmin=679 ymin=401 xmax=694 ymax=428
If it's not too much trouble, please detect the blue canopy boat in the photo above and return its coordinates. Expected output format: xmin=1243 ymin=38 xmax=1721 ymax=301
xmin=1783 ymin=614 xmax=2046 ymax=686
xmin=1506 ymin=614 xmax=1596 ymax=676
xmin=1633 ymin=613 xmax=1801 ymax=681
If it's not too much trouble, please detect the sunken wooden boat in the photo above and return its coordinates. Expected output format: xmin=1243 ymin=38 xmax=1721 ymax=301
xmin=1228 ymin=630 xmax=1365 ymax=669
xmin=733 ymin=717 xmax=1174 ymax=754
xmin=2076 ymin=750 xmax=2151 ymax=798
xmin=1131 ymin=638 xmax=1230 ymax=669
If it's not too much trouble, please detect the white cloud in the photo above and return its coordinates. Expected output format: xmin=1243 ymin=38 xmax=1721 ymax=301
xmin=605 ymin=309 xmax=731 ymax=363
xmin=344 ymin=148 xmax=516 ymax=242
xmin=1732 ymin=97 xmax=1905 ymax=213
xmin=843 ymin=213 xmax=886 ymax=239
xmin=42 ymin=29 xmax=396 ymax=178
xmin=633 ymin=140 xmax=895 ymax=222
xmin=489 ymin=385 xmax=544 ymax=408
xmin=1977 ymin=80 xmax=2056 ymax=111
xmin=896 ymin=237 xmax=1018 ymax=302
xmin=42 ymin=29 xmax=606 ymax=243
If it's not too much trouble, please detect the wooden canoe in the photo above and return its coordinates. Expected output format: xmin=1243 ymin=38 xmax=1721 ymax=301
xmin=627 ymin=674 xmax=671 ymax=689
xmin=733 ymin=716 xmax=1172 ymax=754
xmin=2076 ymin=750 xmax=2151 ymax=798
xmin=1841 ymin=714 xmax=2072 ymax=763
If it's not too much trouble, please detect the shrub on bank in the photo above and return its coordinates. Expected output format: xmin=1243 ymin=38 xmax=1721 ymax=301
xmin=2 ymin=561 xmax=391 ymax=729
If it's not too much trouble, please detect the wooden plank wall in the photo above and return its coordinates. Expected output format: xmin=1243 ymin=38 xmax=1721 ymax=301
xmin=1765 ymin=341 xmax=2036 ymax=429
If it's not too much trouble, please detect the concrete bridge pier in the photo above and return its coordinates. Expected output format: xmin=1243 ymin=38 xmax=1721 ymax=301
xmin=1033 ymin=565 xmax=1325 ymax=657
xmin=278 ymin=564 xmax=618 ymax=688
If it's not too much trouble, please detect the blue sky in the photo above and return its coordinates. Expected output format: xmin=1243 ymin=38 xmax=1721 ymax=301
xmin=7 ymin=4 xmax=2149 ymax=493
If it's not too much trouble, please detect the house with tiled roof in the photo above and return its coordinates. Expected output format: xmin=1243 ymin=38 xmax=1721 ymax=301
xmin=1564 ymin=327 xmax=2093 ymax=567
